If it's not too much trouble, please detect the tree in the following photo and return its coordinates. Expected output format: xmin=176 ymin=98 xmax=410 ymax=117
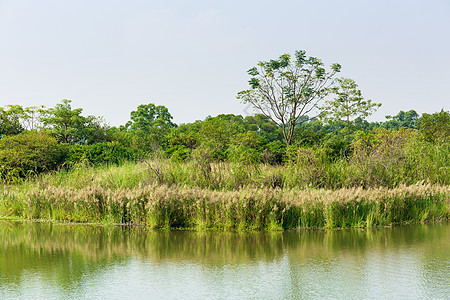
xmin=198 ymin=114 xmax=245 ymax=160
xmin=0 ymin=106 xmax=24 ymax=137
xmin=321 ymin=78 xmax=381 ymax=126
xmin=237 ymin=50 xmax=341 ymax=146
xmin=122 ymin=103 xmax=177 ymax=151
xmin=244 ymin=114 xmax=283 ymax=143
xmin=124 ymin=103 xmax=176 ymax=132
xmin=0 ymin=105 xmax=50 ymax=134
xmin=22 ymin=105 xmax=49 ymax=130
xmin=42 ymin=99 xmax=109 ymax=144
xmin=420 ymin=109 xmax=450 ymax=143
xmin=383 ymin=110 xmax=419 ymax=130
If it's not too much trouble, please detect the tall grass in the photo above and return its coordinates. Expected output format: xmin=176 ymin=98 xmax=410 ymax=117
xmin=1 ymin=181 xmax=448 ymax=230
xmin=2 ymin=128 xmax=449 ymax=191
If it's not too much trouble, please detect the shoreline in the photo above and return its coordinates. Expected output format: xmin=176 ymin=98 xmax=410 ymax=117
xmin=1 ymin=216 xmax=449 ymax=232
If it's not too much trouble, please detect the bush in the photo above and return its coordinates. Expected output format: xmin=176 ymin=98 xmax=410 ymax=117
xmin=350 ymin=128 xmax=418 ymax=187
xmin=0 ymin=131 xmax=62 ymax=180
xmin=285 ymin=146 xmax=331 ymax=188
xmin=261 ymin=140 xmax=285 ymax=165
xmin=62 ymin=142 xmax=141 ymax=166
xmin=165 ymin=145 xmax=192 ymax=162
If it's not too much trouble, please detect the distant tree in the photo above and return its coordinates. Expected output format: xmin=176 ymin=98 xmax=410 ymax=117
xmin=22 ymin=105 xmax=49 ymax=130
xmin=321 ymin=78 xmax=381 ymax=126
xmin=0 ymin=106 xmax=23 ymax=137
xmin=42 ymin=99 xmax=109 ymax=144
xmin=237 ymin=50 xmax=341 ymax=146
xmin=199 ymin=114 xmax=245 ymax=160
xmin=420 ymin=109 xmax=450 ymax=143
xmin=244 ymin=114 xmax=283 ymax=142
xmin=294 ymin=119 xmax=327 ymax=147
xmin=124 ymin=103 xmax=176 ymax=132
xmin=0 ymin=105 xmax=49 ymax=133
xmin=121 ymin=103 xmax=177 ymax=151
xmin=383 ymin=110 xmax=419 ymax=130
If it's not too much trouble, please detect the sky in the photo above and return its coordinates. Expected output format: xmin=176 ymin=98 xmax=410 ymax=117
xmin=1 ymin=0 xmax=449 ymax=126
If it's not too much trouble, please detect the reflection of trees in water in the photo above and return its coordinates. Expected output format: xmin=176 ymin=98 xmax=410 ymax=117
xmin=0 ymin=221 xmax=448 ymax=289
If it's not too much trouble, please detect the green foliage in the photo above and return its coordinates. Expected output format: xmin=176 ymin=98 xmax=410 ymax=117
xmin=124 ymin=103 xmax=176 ymax=131
xmin=350 ymin=128 xmax=420 ymax=187
xmin=383 ymin=110 xmax=420 ymax=130
xmin=244 ymin=114 xmax=283 ymax=142
xmin=238 ymin=50 xmax=341 ymax=145
xmin=42 ymin=99 xmax=109 ymax=144
xmin=231 ymin=131 xmax=266 ymax=150
xmin=321 ymin=133 xmax=352 ymax=159
xmin=166 ymin=128 xmax=198 ymax=150
xmin=189 ymin=146 xmax=216 ymax=188
xmin=1 ymin=99 xmax=448 ymax=190
xmin=261 ymin=140 xmax=286 ymax=165
xmin=0 ymin=106 xmax=24 ymax=136
xmin=420 ymin=110 xmax=450 ymax=143
xmin=404 ymin=137 xmax=450 ymax=185
xmin=122 ymin=103 xmax=177 ymax=151
xmin=198 ymin=114 xmax=246 ymax=160
xmin=227 ymin=145 xmax=260 ymax=165
xmin=226 ymin=145 xmax=261 ymax=189
xmin=293 ymin=119 xmax=327 ymax=147
xmin=0 ymin=131 xmax=62 ymax=181
xmin=165 ymin=145 xmax=192 ymax=162
xmin=62 ymin=142 xmax=142 ymax=166
xmin=321 ymin=78 xmax=381 ymax=125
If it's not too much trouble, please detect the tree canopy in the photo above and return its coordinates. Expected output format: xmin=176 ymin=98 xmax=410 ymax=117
xmin=321 ymin=78 xmax=381 ymax=126
xmin=124 ymin=103 xmax=176 ymax=132
xmin=42 ymin=99 xmax=109 ymax=144
xmin=0 ymin=106 xmax=24 ymax=136
xmin=237 ymin=50 xmax=341 ymax=145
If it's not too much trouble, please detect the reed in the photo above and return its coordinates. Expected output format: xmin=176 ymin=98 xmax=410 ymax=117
xmin=1 ymin=181 xmax=448 ymax=230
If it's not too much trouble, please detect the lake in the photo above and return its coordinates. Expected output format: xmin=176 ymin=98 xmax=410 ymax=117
xmin=0 ymin=220 xmax=448 ymax=299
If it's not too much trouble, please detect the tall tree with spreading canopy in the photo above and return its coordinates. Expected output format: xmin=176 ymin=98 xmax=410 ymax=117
xmin=237 ymin=50 xmax=341 ymax=146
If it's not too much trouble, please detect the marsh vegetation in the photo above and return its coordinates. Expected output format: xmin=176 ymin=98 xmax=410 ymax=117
xmin=1 ymin=51 xmax=449 ymax=229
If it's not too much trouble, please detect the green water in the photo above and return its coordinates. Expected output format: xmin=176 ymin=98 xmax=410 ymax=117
xmin=0 ymin=221 xmax=448 ymax=299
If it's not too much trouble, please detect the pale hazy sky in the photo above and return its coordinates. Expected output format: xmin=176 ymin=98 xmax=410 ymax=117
xmin=1 ymin=0 xmax=449 ymax=126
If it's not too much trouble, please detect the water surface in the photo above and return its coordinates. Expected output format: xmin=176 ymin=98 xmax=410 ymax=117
xmin=1 ymin=221 xmax=448 ymax=299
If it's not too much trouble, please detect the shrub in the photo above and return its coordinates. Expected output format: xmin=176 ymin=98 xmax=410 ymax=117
xmin=165 ymin=145 xmax=192 ymax=162
xmin=350 ymin=128 xmax=418 ymax=187
xmin=62 ymin=142 xmax=141 ymax=166
xmin=0 ymin=131 xmax=62 ymax=180
xmin=261 ymin=140 xmax=286 ymax=165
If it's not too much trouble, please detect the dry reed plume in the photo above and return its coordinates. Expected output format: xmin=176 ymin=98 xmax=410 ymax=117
xmin=1 ymin=182 xmax=448 ymax=230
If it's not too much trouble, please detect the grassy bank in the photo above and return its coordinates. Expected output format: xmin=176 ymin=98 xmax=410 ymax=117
xmin=1 ymin=165 xmax=448 ymax=229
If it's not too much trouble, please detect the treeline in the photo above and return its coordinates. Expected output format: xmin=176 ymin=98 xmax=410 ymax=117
xmin=0 ymin=99 xmax=449 ymax=188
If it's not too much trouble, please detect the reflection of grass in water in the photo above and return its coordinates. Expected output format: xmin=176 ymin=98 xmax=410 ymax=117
xmin=0 ymin=221 xmax=448 ymax=291
xmin=1 ymin=221 xmax=448 ymax=263
xmin=0 ymin=223 xmax=125 ymax=290
xmin=0 ymin=181 xmax=448 ymax=229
